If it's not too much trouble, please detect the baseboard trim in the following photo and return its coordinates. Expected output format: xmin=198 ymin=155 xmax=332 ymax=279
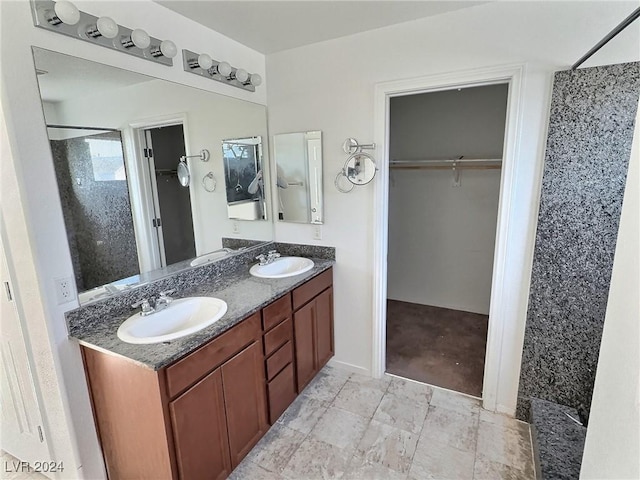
xmin=328 ymin=359 xmax=370 ymax=376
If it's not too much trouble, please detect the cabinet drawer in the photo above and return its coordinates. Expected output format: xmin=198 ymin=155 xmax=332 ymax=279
xmin=263 ymin=317 xmax=292 ymax=356
xmin=263 ymin=293 xmax=292 ymax=331
xmin=166 ymin=313 xmax=261 ymax=398
xmin=292 ymin=268 xmax=332 ymax=310
xmin=266 ymin=341 xmax=293 ymax=381
xmin=267 ymin=363 xmax=296 ymax=424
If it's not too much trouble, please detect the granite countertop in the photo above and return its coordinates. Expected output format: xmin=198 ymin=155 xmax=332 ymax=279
xmin=69 ymin=258 xmax=334 ymax=371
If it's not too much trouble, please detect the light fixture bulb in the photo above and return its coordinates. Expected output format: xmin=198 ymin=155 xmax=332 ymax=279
xmin=96 ymin=16 xmax=119 ymax=39
xmin=53 ymin=0 xmax=80 ymax=25
xmin=198 ymin=53 xmax=213 ymax=70
xmin=235 ymin=68 xmax=249 ymax=83
xmin=217 ymin=61 xmax=232 ymax=77
xmin=160 ymin=40 xmax=177 ymax=58
xmin=249 ymin=73 xmax=263 ymax=87
xmin=130 ymin=29 xmax=151 ymax=49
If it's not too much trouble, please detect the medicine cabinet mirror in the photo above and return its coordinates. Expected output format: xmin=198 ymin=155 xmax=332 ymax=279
xmin=222 ymin=136 xmax=267 ymax=221
xmin=31 ymin=47 xmax=273 ymax=304
xmin=272 ymin=131 xmax=323 ymax=224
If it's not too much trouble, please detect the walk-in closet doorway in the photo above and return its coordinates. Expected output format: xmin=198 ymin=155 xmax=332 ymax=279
xmin=385 ymin=84 xmax=508 ymax=398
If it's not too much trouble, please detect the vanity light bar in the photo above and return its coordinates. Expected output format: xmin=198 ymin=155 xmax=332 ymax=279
xmin=30 ymin=0 xmax=176 ymax=66
xmin=182 ymin=49 xmax=262 ymax=93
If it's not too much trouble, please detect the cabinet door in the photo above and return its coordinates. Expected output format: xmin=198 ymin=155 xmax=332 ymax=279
xmin=293 ymin=300 xmax=316 ymax=391
xmin=170 ymin=369 xmax=231 ymax=480
xmin=315 ymin=287 xmax=334 ymax=369
xmin=221 ymin=341 xmax=268 ymax=468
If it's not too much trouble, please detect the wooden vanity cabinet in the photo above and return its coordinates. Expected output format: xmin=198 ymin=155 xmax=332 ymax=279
xmin=82 ymin=267 xmax=333 ymax=480
xmin=293 ymin=269 xmax=334 ymax=391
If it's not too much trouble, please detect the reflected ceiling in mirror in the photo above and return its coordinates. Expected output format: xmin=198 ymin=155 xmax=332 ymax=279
xmin=32 ymin=47 xmax=273 ymax=304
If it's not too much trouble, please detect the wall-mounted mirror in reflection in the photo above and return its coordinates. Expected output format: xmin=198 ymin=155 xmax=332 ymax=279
xmin=222 ymin=136 xmax=267 ymax=221
xmin=32 ymin=47 xmax=273 ymax=304
xmin=272 ymin=131 xmax=323 ymax=224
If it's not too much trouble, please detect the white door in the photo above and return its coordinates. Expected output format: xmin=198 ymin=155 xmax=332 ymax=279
xmin=0 ymin=239 xmax=49 ymax=463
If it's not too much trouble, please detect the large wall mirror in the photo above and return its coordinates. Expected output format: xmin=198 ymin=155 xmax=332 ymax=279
xmin=32 ymin=47 xmax=273 ymax=304
xmin=272 ymin=131 xmax=323 ymax=224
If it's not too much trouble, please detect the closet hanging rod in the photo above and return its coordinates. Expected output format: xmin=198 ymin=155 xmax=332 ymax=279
xmin=391 ymin=158 xmax=502 ymax=164
xmin=571 ymin=7 xmax=640 ymax=70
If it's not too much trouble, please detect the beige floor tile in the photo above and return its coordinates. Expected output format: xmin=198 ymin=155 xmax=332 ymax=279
xmin=281 ymin=437 xmax=353 ymax=480
xmin=348 ymin=373 xmax=392 ymax=392
xmin=421 ymin=405 xmax=479 ymax=452
xmin=387 ymin=377 xmax=434 ymax=404
xmin=277 ymin=393 xmax=330 ymax=434
xmin=244 ymin=424 xmax=306 ymax=474
xmin=333 ymin=380 xmax=386 ymax=418
xmin=410 ymin=438 xmax=475 ymax=480
xmin=373 ymin=392 xmax=430 ymax=434
xmin=479 ymin=409 xmax=530 ymax=435
xmin=356 ymin=419 xmax=418 ymax=474
xmin=476 ymin=420 xmax=534 ymax=476
xmin=473 ymin=453 xmax=532 ymax=480
xmin=229 ymin=459 xmax=284 ymax=480
xmin=310 ymin=406 xmax=369 ymax=450
xmin=430 ymin=388 xmax=481 ymax=416
xmin=302 ymin=365 xmax=351 ymax=403
xmin=345 ymin=455 xmax=408 ymax=480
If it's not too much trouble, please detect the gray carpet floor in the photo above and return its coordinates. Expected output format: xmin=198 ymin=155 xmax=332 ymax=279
xmin=386 ymin=300 xmax=489 ymax=397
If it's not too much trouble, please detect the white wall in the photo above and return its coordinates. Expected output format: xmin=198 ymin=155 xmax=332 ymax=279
xmin=0 ymin=1 xmax=265 ymax=477
xmin=580 ymin=109 xmax=640 ymax=479
xmin=47 ymin=77 xmax=271 ymax=255
xmin=266 ymin=1 xmax=640 ymax=411
xmin=387 ymin=85 xmax=507 ymax=314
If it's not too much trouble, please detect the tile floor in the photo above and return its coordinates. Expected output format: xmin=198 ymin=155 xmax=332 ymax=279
xmin=234 ymin=364 xmax=535 ymax=479
xmin=2 ymin=364 xmax=535 ymax=480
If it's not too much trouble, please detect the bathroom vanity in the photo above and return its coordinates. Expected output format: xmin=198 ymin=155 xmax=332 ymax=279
xmin=69 ymin=251 xmax=333 ymax=480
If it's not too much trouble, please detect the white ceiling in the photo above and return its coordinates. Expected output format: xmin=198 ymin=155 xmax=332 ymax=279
xmin=155 ymin=1 xmax=487 ymax=54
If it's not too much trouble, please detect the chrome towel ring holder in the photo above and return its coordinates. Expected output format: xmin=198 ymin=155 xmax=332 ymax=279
xmin=335 ymin=138 xmax=378 ymax=193
xmin=202 ymin=172 xmax=216 ymax=192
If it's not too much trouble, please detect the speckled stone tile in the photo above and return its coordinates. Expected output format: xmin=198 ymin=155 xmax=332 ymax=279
xmin=530 ymin=398 xmax=585 ymax=480
xmin=281 ymin=437 xmax=352 ymax=480
xmin=348 ymin=372 xmax=392 ymax=392
xmin=66 ymin=254 xmax=334 ymax=370
xmin=274 ymin=242 xmax=336 ymax=260
xmin=373 ymin=391 xmax=430 ymax=434
xmin=301 ymin=364 xmax=351 ymax=403
xmin=276 ymin=393 xmax=330 ymax=435
xmin=476 ymin=418 xmax=534 ymax=476
xmin=421 ymin=405 xmax=479 ymax=453
xmin=310 ymin=406 xmax=369 ymax=450
xmin=333 ymin=379 xmax=386 ymax=418
xmin=409 ymin=438 xmax=475 ymax=480
xmin=519 ymin=62 xmax=640 ymax=423
xmin=244 ymin=424 xmax=306 ymax=474
xmin=355 ymin=420 xmax=418 ymax=474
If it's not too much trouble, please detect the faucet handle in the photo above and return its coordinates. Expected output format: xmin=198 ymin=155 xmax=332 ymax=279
xmin=159 ymin=289 xmax=175 ymax=298
xmin=256 ymin=253 xmax=268 ymax=265
xmin=132 ymin=298 xmax=155 ymax=316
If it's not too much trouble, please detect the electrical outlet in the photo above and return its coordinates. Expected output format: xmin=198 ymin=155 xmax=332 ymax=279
xmin=313 ymin=225 xmax=322 ymax=240
xmin=232 ymin=221 xmax=240 ymax=234
xmin=54 ymin=276 xmax=75 ymax=304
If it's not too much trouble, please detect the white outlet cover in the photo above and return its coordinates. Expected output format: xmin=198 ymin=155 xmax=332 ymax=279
xmin=54 ymin=276 xmax=76 ymax=304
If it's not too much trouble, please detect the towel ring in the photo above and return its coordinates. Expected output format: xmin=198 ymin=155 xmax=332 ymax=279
xmin=334 ymin=171 xmax=354 ymax=193
xmin=202 ymin=172 xmax=216 ymax=192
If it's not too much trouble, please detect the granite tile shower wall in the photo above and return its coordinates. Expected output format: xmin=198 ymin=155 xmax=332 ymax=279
xmin=517 ymin=62 xmax=640 ymax=422
xmin=50 ymin=131 xmax=139 ymax=290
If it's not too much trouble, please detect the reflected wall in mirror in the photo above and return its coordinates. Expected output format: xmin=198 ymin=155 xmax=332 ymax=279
xmin=272 ymin=131 xmax=323 ymax=224
xmin=222 ymin=136 xmax=267 ymax=220
xmin=32 ymin=47 xmax=273 ymax=303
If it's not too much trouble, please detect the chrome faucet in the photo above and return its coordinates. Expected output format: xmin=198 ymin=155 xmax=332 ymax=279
xmin=255 ymin=250 xmax=281 ymax=266
xmin=131 ymin=289 xmax=176 ymax=316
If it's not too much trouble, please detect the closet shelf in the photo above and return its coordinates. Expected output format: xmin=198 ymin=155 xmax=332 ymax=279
xmin=390 ymin=158 xmax=502 ymax=170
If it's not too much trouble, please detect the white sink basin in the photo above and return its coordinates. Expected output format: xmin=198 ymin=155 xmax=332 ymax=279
xmin=117 ymin=297 xmax=227 ymax=344
xmin=249 ymin=257 xmax=314 ymax=279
